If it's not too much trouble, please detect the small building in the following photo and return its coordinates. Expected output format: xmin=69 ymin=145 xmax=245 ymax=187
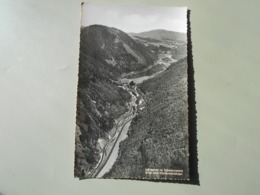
xmin=129 ymin=80 xmax=136 ymax=86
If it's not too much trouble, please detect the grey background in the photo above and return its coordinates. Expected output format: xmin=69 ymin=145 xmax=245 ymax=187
xmin=0 ymin=0 xmax=260 ymax=194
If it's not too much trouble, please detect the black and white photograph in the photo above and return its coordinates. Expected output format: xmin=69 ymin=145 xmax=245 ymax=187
xmin=75 ymin=3 xmax=189 ymax=180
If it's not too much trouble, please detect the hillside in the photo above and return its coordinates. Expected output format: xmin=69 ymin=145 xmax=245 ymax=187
xmin=129 ymin=29 xmax=187 ymax=43
xmin=80 ymin=25 xmax=156 ymax=73
xmin=75 ymin=25 xmax=157 ymax=178
xmin=131 ymin=30 xmax=187 ymax=61
xmin=105 ymin=58 xmax=189 ymax=179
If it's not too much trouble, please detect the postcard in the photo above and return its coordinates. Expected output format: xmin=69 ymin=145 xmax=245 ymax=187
xmin=75 ymin=3 xmax=190 ymax=181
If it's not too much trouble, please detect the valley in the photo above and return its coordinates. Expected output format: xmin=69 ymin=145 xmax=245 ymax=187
xmin=75 ymin=25 xmax=188 ymax=180
xmin=88 ymin=49 xmax=177 ymax=178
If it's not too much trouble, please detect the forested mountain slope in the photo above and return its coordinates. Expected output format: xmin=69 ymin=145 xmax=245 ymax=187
xmin=75 ymin=25 xmax=156 ymax=177
xmin=106 ymin=58 xmax=189 ymax=179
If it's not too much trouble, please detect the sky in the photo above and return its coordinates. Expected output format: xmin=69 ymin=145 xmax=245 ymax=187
xmin=81 ymin=3 xmax=187 ymax=33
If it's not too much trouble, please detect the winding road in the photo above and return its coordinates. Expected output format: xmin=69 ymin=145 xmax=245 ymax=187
xmin=88 ymin=85 xmax=139 ymax=178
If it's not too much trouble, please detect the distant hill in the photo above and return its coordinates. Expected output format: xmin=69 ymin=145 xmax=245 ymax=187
xmin=129 ymin=29 xmax=187 ymax=42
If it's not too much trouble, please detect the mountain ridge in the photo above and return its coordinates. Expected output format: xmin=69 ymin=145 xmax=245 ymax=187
xmin=129 ymin=29 xmax=187 ymax=42
xmin=80 ymin=25 xmax=156 ymax=73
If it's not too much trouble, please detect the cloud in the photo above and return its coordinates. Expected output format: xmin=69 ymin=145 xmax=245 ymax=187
xmin=82 ymin=3 xmax=187 ymax=33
